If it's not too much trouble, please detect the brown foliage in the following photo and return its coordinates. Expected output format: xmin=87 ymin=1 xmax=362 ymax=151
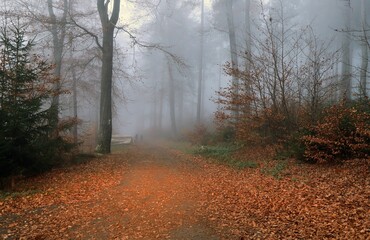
xmin=215 ymin=22 xmax=339 ymax=148
xmin=186 ymin=124 xmax=211 ymax=145
xmin=195 ymin=155 xmax=369 ymax=239
xmin=214 ymin=83 xmax=290 ymax=144
xmin=302 ymin=102 xmax=370 ymax=162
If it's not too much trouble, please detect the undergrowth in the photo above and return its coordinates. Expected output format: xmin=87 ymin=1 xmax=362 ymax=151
xmin=70 ymin=153 xmax=97 ymax=165
xmin=167 ymin=141 xmax=195 ymax=154
xmin=261 ymin=161 xmax=287 ymax=179
xmin=0 ymin=189 xmax=41 ymax=200
xmin=193 ymin=145 xmax=258 ymax=170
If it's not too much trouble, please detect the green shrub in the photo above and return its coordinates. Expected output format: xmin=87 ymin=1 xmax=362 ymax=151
xmin=219 ymin=126 xmax=236 ymax=143
xmin=276 ymin=130 xmax=308 ymax=161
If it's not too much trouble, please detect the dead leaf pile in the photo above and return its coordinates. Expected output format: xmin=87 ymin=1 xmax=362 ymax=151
xmin=0 ymin=153 xmax=129 ymax=239
xmin=188 ymin=155 xmax=369 ymax=239
xmin=0 ymin=144 xmax=369 ymax=239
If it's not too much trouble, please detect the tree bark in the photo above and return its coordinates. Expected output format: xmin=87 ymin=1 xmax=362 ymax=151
xmin=360 ymin=0 xmax=368 ymax=98
xmin=167 ymin=60 xmax=177 ymax=137
xmin=196 ymin=0 xmax=204 ymax=123
xmin=72 ymin=59 xmax=78 ymax=144
xmin=68 ymin=2 xmax=78 ymax=145
xmin=340 ymin=2 xmax=352 ymax=100
xmin=47 ymin=0 xmax=68 ymax=126
xmin=96 ymin=0 xmax=120 ymax=154
xmin=225 ymin=0 xmax=239 ymax=119
xmin=244 ymin=0 xmax=252 ymax=114
xmin=245 ymin=0 xmax=252 ymax=71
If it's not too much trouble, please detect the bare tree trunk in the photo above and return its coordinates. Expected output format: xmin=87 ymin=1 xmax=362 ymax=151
xmin=360 ymin=0 xmax=368 ymax=98
xmin=178 ymin=80 xmax=184 ymax=128
xmin=68 ymin=2 xmax=78 ymax=145
xmin=341 ymin=2 xmax=352 ymax=100
xmin=72 ymin=61 xmax=78 ymax=144
xmin=196 ymin=0 xmax=204 ymax=123
xmin=331 ymin=59 xmax=340 ymax=102
xmin=225 ymin=0 xmax=239 ymax=119
xmin=47 ymin=0 xmax=68 ymax=126
xmin=167 ymin=60 xmax=177 ymax=137
xmin=152 ymin=82 xmax=158 ymax=129
xmin=158 ymin=85 xmax=163 ymax=131
xmin=311 ymin=46 xmax=321 ymax=123
xmin=244 ymin=0 xmax=252 ymax=114
xmin=96 ymin=0 xmax=120 ymax=154
xmin=245 ymin=0 xmax=252 ymax=71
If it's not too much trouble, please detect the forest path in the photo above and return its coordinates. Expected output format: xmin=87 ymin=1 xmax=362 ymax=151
xmin=100 ymin=143 xmax=219 ymax=239
xmin=0 ymin=143 xmax=221 ymax=239
xmin=2 ymin=142 xmax=368 ymax=239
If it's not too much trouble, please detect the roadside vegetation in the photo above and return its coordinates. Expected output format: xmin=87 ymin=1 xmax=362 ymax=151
xmin=0 ymin=23 xmax=77 ymax=189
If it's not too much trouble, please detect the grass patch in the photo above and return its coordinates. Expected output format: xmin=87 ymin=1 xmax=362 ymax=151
xmin=0 ymin=189 xmax=41 ymax=200
xmin=261 ymin=161 xmax=287 ymax=179
xmin=193 ymin=145 xmax=236 ymax=159
xmin=193 ymin=145 xmax=258 ymax=170
xmin=229 ymin=159 xmax=259 ymax=169
xmin=167 ymin=141 xmax=196 ymax=154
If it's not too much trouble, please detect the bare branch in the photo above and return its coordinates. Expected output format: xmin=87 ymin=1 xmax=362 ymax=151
xmin=115 ymin=25 xmax=187 ymax=68
xmin=69 ymin=17 xmax=102 ymax=50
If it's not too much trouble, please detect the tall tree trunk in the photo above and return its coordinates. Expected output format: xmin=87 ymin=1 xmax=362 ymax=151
xmin=158 ymin=84 xmax=163 ymax=131
xmin=244 ymin=0 xmax=252 ymax=114
xmin=68 ymin=2 xmax=78 ymax=145
xmin=96 ymin=0 xmax=120 ymax=154
xmin=167 ymin=60 xmax=177 ymax=137
xmin=245 ymin=0 xmax=252 ymax=71
xmin=341 ymin=2 xmax=352 ymax=100
xmin=72 ymin=60 xmax=78 ymax=144
xmin=152 ymin=82 xmax=158 ymax=129
xmin=225 ymin=0 xmax=239 ymax=119
xmin=178 ymin=80 xmax=184 ymax=128
xmin=360 ymin=0 xmax=368 ymax=98
xmin=158 ymin=66 xmax=164 ymax=132
xmin=196 ymin=0 xmax=204 ymax=123
xmin=333 ymin=60 xmax=340 ymax=102
xmin=47 ymin=0 xmax=68 ymax=126
xmin=311 ymin=45 xmax=321 ymax=123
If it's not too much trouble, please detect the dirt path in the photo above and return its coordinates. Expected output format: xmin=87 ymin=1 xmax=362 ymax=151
xmin=1 ymin=143 xmax=369 ymax=239
xmin=102 ymin=144 xmax=219 ymax=239
xmin=0 ymin=144 xmax=221 ymax=239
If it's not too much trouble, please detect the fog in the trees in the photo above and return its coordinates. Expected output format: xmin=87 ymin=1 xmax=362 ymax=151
xmin=1 ymin=0 xmax=368 ymax=150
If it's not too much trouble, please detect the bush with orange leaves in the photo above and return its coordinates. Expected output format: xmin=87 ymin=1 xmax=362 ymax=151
xmin=302 ymin=101 xmax=370 ymax=163
xmin=186 ymin=124 xmax=211 ymax=145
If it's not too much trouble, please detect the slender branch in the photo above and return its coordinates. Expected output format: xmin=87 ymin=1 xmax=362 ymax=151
xmin=115 ymin=25 xmax=187 ymax=67
xmin=69 ymin=17 xmax=102 ymax=50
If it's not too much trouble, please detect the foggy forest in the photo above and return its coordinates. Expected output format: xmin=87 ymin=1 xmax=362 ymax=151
xmin=0 ymin=0 xmax=369 ymax=239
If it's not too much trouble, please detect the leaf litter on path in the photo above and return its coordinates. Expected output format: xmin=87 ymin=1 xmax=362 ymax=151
xmin=0 ymin=144 xmax=369 ymax=239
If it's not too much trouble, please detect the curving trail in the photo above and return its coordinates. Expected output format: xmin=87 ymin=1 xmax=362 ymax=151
xmin=0 ymin=144 xmax=220 ymax=239
xmin=1 ymin=143 xmax=369 ymax=239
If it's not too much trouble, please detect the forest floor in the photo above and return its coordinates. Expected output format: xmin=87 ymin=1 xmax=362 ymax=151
xmin=0 ymin=142 xmax=369 ymax=239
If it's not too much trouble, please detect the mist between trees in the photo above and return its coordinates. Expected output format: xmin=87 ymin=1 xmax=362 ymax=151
xmin=0 ymin=0 xmax=369 ymax=182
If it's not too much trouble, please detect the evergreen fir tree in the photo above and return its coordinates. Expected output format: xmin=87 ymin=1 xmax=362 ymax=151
xmin=0 ymin=22 xmax=71 ymax=180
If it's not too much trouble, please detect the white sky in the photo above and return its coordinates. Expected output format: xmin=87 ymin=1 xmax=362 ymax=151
xmin=120 ymin=0 xmax=213 ymax=25
xmin=120 ymin=0 xmax=270 ymax=26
